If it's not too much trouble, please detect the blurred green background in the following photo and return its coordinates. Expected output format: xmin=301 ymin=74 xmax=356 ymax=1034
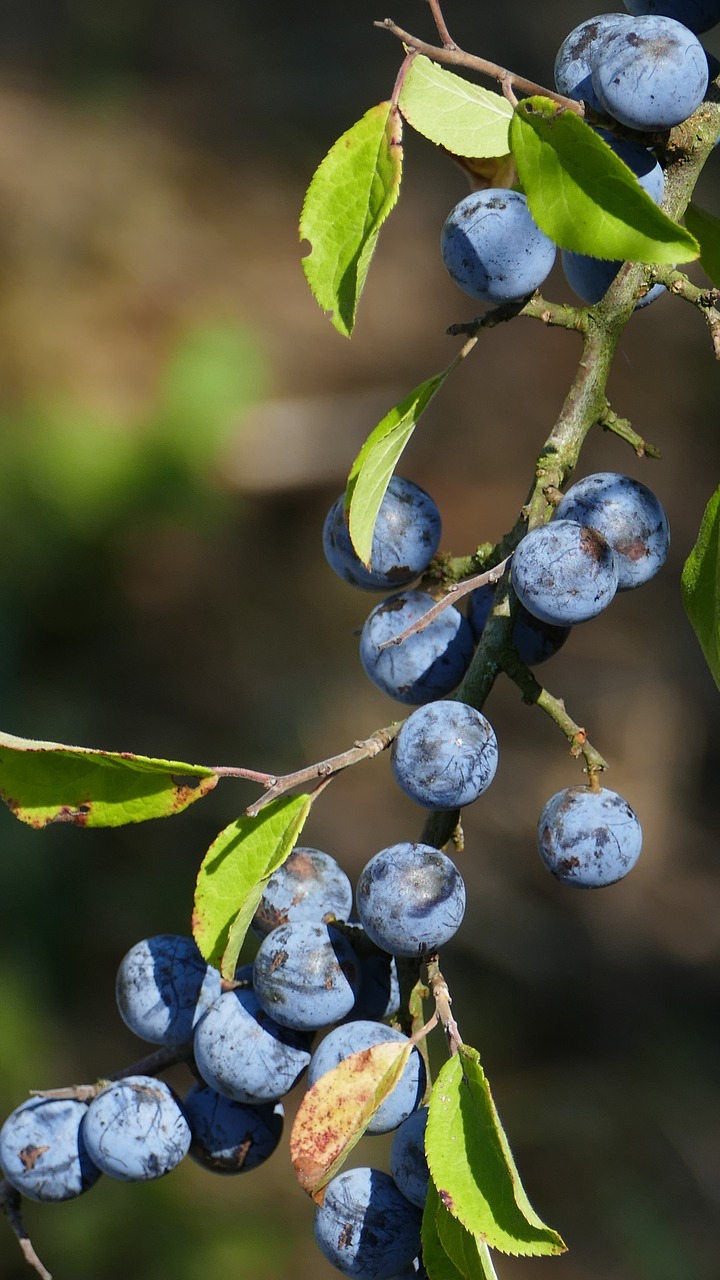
xmin=0 ymin=2 xmax=718 ymax=1278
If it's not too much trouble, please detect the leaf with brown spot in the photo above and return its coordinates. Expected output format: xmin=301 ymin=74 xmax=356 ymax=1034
xmin=0 ymin=730 xmax=218 ymax=828
xmin=290 ymin=1041 xmax=412 ymax=1200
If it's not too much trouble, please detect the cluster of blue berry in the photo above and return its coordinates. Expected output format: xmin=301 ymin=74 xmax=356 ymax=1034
xmin=441 ymin=2 xmax=719 ymax=308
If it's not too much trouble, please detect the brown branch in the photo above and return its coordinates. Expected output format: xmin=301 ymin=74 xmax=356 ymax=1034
xmin=29 ymin=1041 xmax=195 ymax=1102
xmin=245 ymin=723 xmax=401 ymax=817
xmin=447 ymin=293 xmax=587 ymax=337
xmin=426 ymin=0 xmax=455 ymax=49
xmin=0 ymin=1181 xmax=53 ymax=1280
xmin=378 ymin=558 xmax=510 ymax=651
xmin=376 ymin=18 xmax=584 ymax=113
xmin=426 ymin=957 xmax=463 ymax=1054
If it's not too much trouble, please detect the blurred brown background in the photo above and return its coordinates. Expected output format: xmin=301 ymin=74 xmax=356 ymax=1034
xmin=0 ymin=2 xmax=718 ymax=1278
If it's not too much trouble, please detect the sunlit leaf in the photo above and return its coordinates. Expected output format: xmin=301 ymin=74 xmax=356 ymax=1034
xmin=345 ymin=371 xmax=449 ymax=565
xmin=290 ymin=1041 xmax=412 ymax=1200
xmin=425 ymin=1046 xmax=566 ymax=1256
xmin=684 ymin=203 xmax=720 ymax=286
xmin=0 ymin=731 xmax=217 ymax=829
xmin=681 ymin=483 xmax=720 ymax=690
xmin=193 ymin=794 xmax=314 ymax=977
xmin=300 ymin=102 xmax=403 ymax=337
xmin=433 ymin=1184 xmax=500 ymax=1279
xmin=511 ymin=97 xmax=698 ymax=263
xmin=399 ymin=56 xmax=512 ymax=158
xmin=423 ymin=1183 xmax=467 ymax=1280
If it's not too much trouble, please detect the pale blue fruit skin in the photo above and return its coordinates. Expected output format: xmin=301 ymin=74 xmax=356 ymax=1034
xmin=511 ymin=520 xmax=619 ymax=625
xmin=554 ymin=472 xmax=670 ymax=589
xmin=537 ymin=786 xmax=642 ymax=887
xmin=81 ymin=1076 xmax=191 ymax=1181
xmin=562 ymin=130 xmax=666 ymax=308
xmin=391 ymin=702 xmax=498 ymax=810
xmin=592 ymin=15 xmax=708 ymax=129
xmin=356 ymin=843 xmax=466 ymax=959
xmin=469 ymin=581 xmax=570 ymax=666
xmin=323 ymin=477 xmax=441 ymax=591
xmin=115 ymin=934 xmax=221 ymax=1046
xmin=193 ymin=987 xmax=312 ymax=1103
xmin=441 ymin=190 xmax=556 ymax=305
xmin=360 ymin=590 xmax=474 ymax=705
xmin=314 ymin=1166 xmax=423 ymax=1280
xmin=251 ymin=847 xmax=353 ymax=939
xmin=624 ymin=0 xmax=720 ymax=33
xmin=0 ymin=1097 xmax=101 ymax=1202
xmin=183 ymin=1084 xmax=283 ymax=1174
xmin=253 ymin=921 xmax=360 ymax=1031
xmin=554 ymin=14 xmax=628 ymax=109
xmin=308 ymin=1021 xmax=426 ymax=1135
xmin=390 ymin=1106 xmax=429 ymax=1209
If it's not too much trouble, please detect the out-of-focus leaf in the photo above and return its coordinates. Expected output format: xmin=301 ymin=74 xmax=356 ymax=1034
xmin=290 ymin=1041 xmax=412 ymax=1200
xmin=193 ymin=794 xmax=313 ymax=977
xmin=399 ymin=56 xmax=512 ymax=157
xmin=681 ymin=483 xmax=720 ymax=689
xmin=684 ymin=203 xmax=720 ymax=286
xmin=511 ymin=97 xmax=698 ymax=263
xmin=300 ymin=102 xmax=403 ymax=337
xmin=0 ymin=731 xmax=217 ymax=829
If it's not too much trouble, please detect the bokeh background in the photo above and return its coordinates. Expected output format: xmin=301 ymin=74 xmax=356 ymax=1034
xmin=0 ymin=2 xmax=718 ymax=1278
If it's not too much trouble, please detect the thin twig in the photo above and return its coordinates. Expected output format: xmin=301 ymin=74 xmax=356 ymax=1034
xmin=598 ymin=406 xmax=662 ymax=458
xmin=447 ymin=293 xmax=587 ymax=337
xmin=426 ymin=958 xmax=463 ymax=1054
xmin=376 ymin=18 xmax=584 ymax=113
xmin=651 ymin=267 xmax=720 ymax=359
xmin=245 ymin=723 xmax=401 ymax=817
xmin=378 ymin=558 xmax=510 ymax=651
xmin=426 ymin=0 xmax=455 ymax=49
xmin=0 ymin=1180 xmax=53 ymax=1280
xmin=505 ymin=657 xmax=608 ymax=778
xmin=29 ymin=1041 xmax=195 ymax=1102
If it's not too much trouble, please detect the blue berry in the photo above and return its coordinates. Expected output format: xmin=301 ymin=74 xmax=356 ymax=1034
xmin=0 ymin=1097 xmax=101 ymax=1202
xmin=183 ymin=1084 xmax=283 ymax=1174
xmin=115 ymin=934 xmax=221 ymax=1046
xmin=554 ymin=472 xmax=670 ymax=589
xmin=440 ymin=190 xmax=556 ymax=305
xmin=391 ymin=701 xmax=498 ymax=810
xmin=251 ymin=847 xmax=353 ymax=939
xmin=253 ymin=921 xmax=360 ymax=1031
xmin=538 ymin=786 xmax=642 ymax=887
xmin=511 ymin=521 xmax=619 ymax=626
xmin=352 ymin=945 xmax=401 ymax=1020
xmin=193 ymin=987 xmax=312 ymax=1103
xmin=308 ymin=1021 xmax=426 ymax=1135
xmin=468 ymin=581 xmax=570 ymax=666
xmin=554 ymin=14 xmax=627 ymax=109
xmin=81 ymin=1076 xmax=191 ymax=1181
xmin=314 ymin=1166 xmax=423 ymax=1280
xmin=562 ymin=131 xmax=666 ymax=307
xmin=624 ymin=0 xmax=720 ymax=33
xmin=323 ymin=477 xmax=441 ymax=591
xmin=390 ymin=1106 xmax=429 ymax=1209
xmin=356 ymin=843 xmax=466 ymax=958
xmin=592 ymin=15 xmax=708 ymax=130
xmin=360 ymin=590 xmax=474 ymax=705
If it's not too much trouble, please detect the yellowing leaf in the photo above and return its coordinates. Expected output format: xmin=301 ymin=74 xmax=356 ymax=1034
xmin=193 ymin=794 xmax=314 ymax=977
xmin=511 ymin=97 xmax=698 ymax=264
xmin=300 ymin=102 xmax=403 ymax=337
xmin=0 ymin=730 xmax=217 ymax=829
xmin=290 ymin=1041 xmax=412 ymax=1200
xmin=399 ymin=56 xmax=512 ymax=158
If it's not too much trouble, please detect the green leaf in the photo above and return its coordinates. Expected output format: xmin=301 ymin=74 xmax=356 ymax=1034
xmin=0 ymin=731 xmax=217 ymax=829
xmin=290 ymin=1041 xmax=412 ymax=1199
xmin=192 ymin=794 xmax=313 ymax=977
xmin=684 ymin=203 xmax=720 ymax=286
xmin=300 ymin=102 xmax=403 ymax=337
xmin=435 ymin=1190 xmax=500 ymax=1280
xmin=346 ymin=371 xmax=449 ymax=565
xmin=398 ymin=56 xmax=512 ymax=158
xmin=681 ymin=483 xmax=720 ymax=690
xmin=425 ymin=1045 xmax=566 ymax=1256
xmin=423 ymin=1183 xmax=468 ymax=1280
xmin=511 ymin=97 xmax=699 ymax=264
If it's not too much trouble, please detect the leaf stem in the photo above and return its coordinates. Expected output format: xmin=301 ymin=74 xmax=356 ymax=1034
xmin=0 ymin=1182 xmax=53 ymax=1280
xmin=245 ymin=723 xmax=401 ymax=816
